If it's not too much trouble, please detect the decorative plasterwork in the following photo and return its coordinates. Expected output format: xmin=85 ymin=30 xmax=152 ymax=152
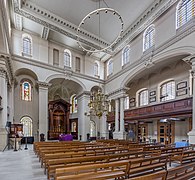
xmin=182 ymin=54 xmax=195 ymax=66
xmin=37 ymin=81 xmax=51 ymax=89
xmin=13 ymin=0 xmax=108 ymax=52
xmin=114 ymin=0 xmax=178 ymax=51
xmin=0 ymin=67 xmax=7 ymax=79
xmin=76 ymin=91 xmax=91 ymax=99
xmin=13 ymin=0 xmax=176 ymax=56
xmin=106 ymin=20 xmax=195 ymax=84
xmin=14 ymin=14 xmax=23 ymax=30
xmin=41 ymin=26 xmax=49 ymax=40
xmin=108 ymin=87 xmax=129 ymax=99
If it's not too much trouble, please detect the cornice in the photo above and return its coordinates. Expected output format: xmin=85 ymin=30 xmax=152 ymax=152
xmin=13 ymin=0 xmax=108 ymax=52
xmin=12 ymin=54 xmax=105 ymax=84
xmin=113 ymin=0 xmax=178 ymax=53
xmin=108 ymin=87 xmax=129 ymax=99
xmin=106 ymin=19 xmax=195 ymax=84
xmin=37 ymin=81 xmax=51 ymax=89
xmin=12 ymin=0 xmax=176 ymax=56
xmin=76 ymin=91 xmax=91 ymax=99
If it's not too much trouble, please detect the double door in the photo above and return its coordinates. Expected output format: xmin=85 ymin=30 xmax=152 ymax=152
xmin=157 ymin=121 xmax=175 ymax=145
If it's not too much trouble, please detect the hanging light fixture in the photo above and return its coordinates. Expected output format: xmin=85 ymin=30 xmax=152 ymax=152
xmin=88 ymin=88 xmax=110 ymax=118
xmin=78 ymin=0 xmax=123 ymax=118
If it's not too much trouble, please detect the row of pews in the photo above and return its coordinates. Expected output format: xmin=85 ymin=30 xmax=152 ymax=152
xmin=33 ymin=140 xmax=195 ymax=180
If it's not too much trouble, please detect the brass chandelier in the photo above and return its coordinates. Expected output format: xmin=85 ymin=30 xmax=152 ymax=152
xmin=88 ymin=89 xmax=110 ymax=118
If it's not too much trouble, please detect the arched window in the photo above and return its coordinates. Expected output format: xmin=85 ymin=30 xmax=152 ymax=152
xmin=143 ymin=25 xmax=155 ymax=52
xmin=124 ymin=96 xmax=129 ymax=110
xmin=139 ymin=89 xmax=149 ymax=106
xmin=20 ymin=116 xmax=33 ymax=136
xmin=107 ymin=59 xmax=113 ymax=76
xmin=21 ymin=81 xmax=32 ymax=101
xmin=64 ymin=49 xmax=71 ymax=68
xmin=176 ymin=0 xmax=195 ymax=29
xmin=94 ymin=62 xmax=99 ymax=76
xmin=70 ymin=94 xmax=77 ymax=113
xmin=160 ymin=81 xmax=175 ymax=102
xmin=22 ymin=34 xmax=32 ymax=56
xmin=122 ymin=46 xmax=130 ymax=66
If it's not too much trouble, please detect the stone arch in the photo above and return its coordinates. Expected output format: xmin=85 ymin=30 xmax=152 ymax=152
xmin=121 ymin=46 xmax=192 ymax=89
xmin=45 ymin=73 xmax=86 ymax=91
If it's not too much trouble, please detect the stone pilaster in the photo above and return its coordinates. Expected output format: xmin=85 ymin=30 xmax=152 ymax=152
xmin=0 ymin=68 xmax=8 ymax=150
xmin=37 ymin=81 xmax=51 ymax=141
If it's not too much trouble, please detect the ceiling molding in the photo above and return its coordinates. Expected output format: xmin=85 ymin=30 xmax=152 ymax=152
xmin=41 ymin=26 xmax=49 ymax=40
xmin=12 ymin=0 xmax=177 ymax=58
xmin=14 ymin=14 xmax=23 ymax=30
xmin=113 ymin=0 xmax=178 ymax=54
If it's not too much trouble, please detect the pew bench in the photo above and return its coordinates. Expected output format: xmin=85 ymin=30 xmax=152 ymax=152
xmin=127 ymin=170 xmax=167 ymax=180
xmin=169 ymin=150 xmax=195 ymax=166
xmin=47 ymin=155 xmax=110 ymax=179
xmin=54 ymin=160 xmax=129 ymax=180
xmin=167 ymin=162 xmax=195 ymax=180
xmin=128 ymin=155 xmax=168 ymax=178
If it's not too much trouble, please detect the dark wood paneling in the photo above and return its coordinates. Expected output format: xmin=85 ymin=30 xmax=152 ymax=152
xmin=124 ymin=97 xmax=192 ymax=121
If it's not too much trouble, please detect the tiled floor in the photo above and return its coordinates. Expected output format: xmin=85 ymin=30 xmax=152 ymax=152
xmin=0 ymin=144 xmax=47 ymax=180
xmin=0 ymin=144 xmax=179 ymax=180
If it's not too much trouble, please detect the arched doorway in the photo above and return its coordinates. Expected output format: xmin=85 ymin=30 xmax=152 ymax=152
xmin=20 ymin=116 xmax=33 ymax=136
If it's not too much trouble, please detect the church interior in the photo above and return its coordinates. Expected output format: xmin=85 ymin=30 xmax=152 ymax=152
xmin=1 ymin=0 xmax=195 ymax=179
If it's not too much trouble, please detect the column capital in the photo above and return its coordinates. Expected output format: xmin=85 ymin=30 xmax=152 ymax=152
xmin=183 ymin=55 xmax=195 ymax=67
xmin=76 ymin=91 xmax=91 ymax=99
xmin=37 ymin=81 xmax=52 ymax=89
xmin=0 ymin=67 xmax=7 ymax=79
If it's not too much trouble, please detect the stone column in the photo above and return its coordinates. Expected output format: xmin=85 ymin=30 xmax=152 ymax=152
xmin=0 ymin=68 xmax=8 ymax=150
xmin=7 ymin=84 xmax=14 ymax=123
xmin=100 ymin=113 xmax=108 ymax=139
xmin=77 ymin=92 xmax=90 ymax=141
xmin=113 ymin=98 xmax=119 ymax=139
xmin=118 ymin=97 xmax=126 ymax=139
xmin=37 ymin=81 xmax=51 ymax=141
xmin=184 ymin=55 xmax=195 ymax=144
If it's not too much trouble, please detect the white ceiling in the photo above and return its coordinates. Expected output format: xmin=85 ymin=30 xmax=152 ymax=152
xmin=29 ymin=0 xmax=155 ymax=43
xmin=11 ymin=0 xmax=164 ymax=61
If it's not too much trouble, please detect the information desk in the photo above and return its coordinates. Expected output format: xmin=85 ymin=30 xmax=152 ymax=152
xmin=175 ymin=141 xmax=189 ymax=148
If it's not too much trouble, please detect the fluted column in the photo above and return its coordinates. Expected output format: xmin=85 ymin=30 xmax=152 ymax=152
xmin=0 ymin=68 xmax=8 ymax=150
xmin=37 ymin=81 xmax=51 ymax=141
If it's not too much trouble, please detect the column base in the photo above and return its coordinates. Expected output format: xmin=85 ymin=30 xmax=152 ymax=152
xmin=113 ymin=131 xmax=127 ymax=140
xmin=0 ymin=128 xmax=8 ymax=151
xmin=188 ymin=130 xmax=195 ymax=144
xmin=100 ymin=132 xmax=109 ymax=139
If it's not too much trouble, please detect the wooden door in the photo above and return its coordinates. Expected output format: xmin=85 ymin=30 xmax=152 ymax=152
xmin=138 ymin=123 xmax=148 ymax=142
xmin=157 ymin=121 xmax=175 ymax=145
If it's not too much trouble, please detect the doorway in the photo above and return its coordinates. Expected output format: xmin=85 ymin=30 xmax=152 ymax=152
xmin=157 ymin=120 xmax=175 ymax=145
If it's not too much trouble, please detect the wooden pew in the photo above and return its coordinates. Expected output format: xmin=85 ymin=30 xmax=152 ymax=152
xmin=167 ymin=162 xmax=195 ymax=180
xmin=47 ymin=155 xmax=110 ymax=179
xmin=54 ymin=160 xmax=129 ymax=180
xmin=169 ymin=149 xmax=195 ymax=166
xmin=127 ymin=155 xmax=168 ymax=178
xmin=127 ymin=170 xmax=167 ymax=180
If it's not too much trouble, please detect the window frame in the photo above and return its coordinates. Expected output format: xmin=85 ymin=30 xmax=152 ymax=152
xmin=143 ymin=24 xmax=155 ymax=52
xmin=64 ymin=49 xmax=72 ymax=68
xmin=22 ymin=34 xmax=32 ymax=57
